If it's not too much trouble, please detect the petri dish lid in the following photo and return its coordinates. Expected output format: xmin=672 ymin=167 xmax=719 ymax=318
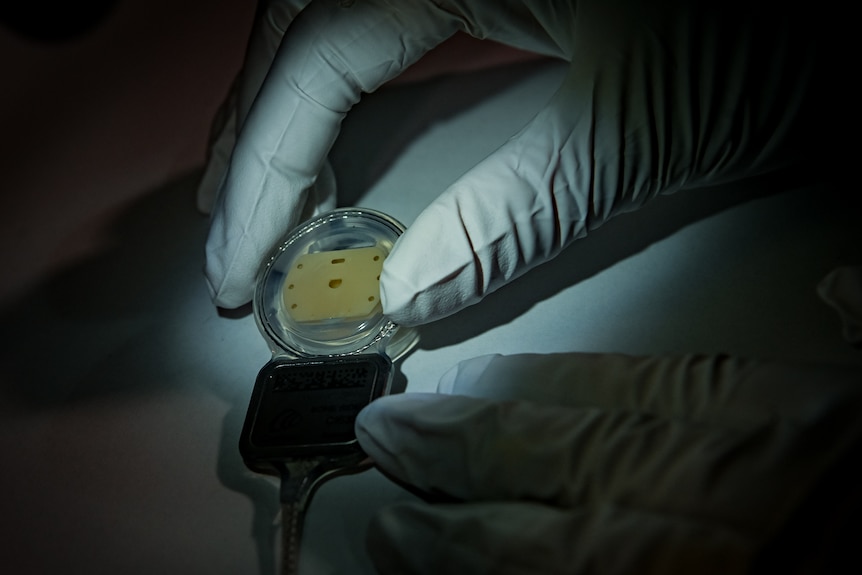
xmin=254 ymin=208 xmax=418 ymax=360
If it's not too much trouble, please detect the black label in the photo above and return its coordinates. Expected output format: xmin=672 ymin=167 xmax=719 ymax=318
xmin=270 ymin=363 xmax=373 ymax=392
xmin=247 ymin=357 xmax=385 ymax=451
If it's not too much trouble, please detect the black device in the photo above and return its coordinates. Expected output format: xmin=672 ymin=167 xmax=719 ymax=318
xmin=238 ymin=353 xmax=394 ymax=575
xmin=240 ymin=354 xmax=393 ymax=472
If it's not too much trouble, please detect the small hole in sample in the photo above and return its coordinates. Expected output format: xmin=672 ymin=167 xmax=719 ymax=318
xmin=376 ymin=275 xmax=380 ymax=281
xmin=373 ymin=255 xmax=380 ymax=261
xmin=368 ymin=296 xmax=375 ymax=302
xmin=329 ymin=279 xmax=342 ymax=289
xmin=287 ymin=284 xmax=294 ymax=290
xmin=296 ymin=263 xmax=303 ymax=269
xmin=331 ymin=258 xmax=346 ymax=264
xmin=291 ymin=303 xmax=298 ymax=309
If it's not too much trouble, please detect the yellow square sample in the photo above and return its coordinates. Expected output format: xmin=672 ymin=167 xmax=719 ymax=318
xmin=282 ymin=246 xmax=386 ymax=322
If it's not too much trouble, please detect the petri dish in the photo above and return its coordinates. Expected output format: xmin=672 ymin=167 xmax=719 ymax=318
xmin=254 ymin=208 xmax=418 ymax=360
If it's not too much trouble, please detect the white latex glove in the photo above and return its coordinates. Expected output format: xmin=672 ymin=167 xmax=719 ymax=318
xmin=197 ymin=0 xmax=337 ymax=218
xmin=197 ymin=2 xmax=535 ymax=215
xmin=204 ymin=0 xmax=822 ymax=311
xmin=355 ymin=353 xmax=862 ymax=574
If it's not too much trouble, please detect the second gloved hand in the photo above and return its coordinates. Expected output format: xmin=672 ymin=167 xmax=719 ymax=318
xmin=355 ymin=353 xmax=862 ymax=574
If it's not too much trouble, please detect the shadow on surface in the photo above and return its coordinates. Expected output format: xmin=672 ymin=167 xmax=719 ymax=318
xmin=217 ymin=403 xmax=281 ymax=575
xmin=0 ymin=169 xmax=283 ymax=575
xmin=0 ymin=170 xmax=211 ymax=404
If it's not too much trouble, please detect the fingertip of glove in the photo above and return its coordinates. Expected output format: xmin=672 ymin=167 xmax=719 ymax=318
xmin=203 ymin=229 xmax=257 ymax=310
xmin=203 ymin=263 xmax=253 ymax=310
xmin=379 ymin=200 xmax=480 ymax=326
xmin=356 ymin=394 xmax=457 ymax=474
xmin=379 ymin=266 xmax=425 ymax=327
xmin=356 ymin=394 xmax=401 ymax=453
xmin=380 ymin=274 xmax=464 ymax=327
xmin=437 ymin=354 xmax=501 ymax=395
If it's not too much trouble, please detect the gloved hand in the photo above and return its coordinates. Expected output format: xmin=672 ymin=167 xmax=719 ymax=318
xmin=355 ymin=353 xmax=862 ymax=574
xmin=203 ymin=0 xmax=823 ymax=313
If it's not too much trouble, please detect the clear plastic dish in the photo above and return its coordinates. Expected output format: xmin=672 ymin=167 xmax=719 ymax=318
xmin=254 ymin=208 xmax=418 ymax=360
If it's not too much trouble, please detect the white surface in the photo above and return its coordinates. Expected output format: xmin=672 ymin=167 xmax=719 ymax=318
xmin=2 ymin=22 xmax=860 ymax=575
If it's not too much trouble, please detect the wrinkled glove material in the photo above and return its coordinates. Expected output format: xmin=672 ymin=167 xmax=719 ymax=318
xmin=356 ymin=352 xmax=862 ymax=574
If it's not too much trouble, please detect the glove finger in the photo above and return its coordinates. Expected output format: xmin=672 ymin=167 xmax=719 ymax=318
xmin=380 ymin=3 xmax=816 ymax=327
xmin=198 ymin=1 xmax=312 ymax=216
xmin=434 ymin=353 xmax=862 ymax=430
xmin=204 ymin=0 xmax=465 ymax=308
xmin=367 ymin=500 xmax=752 ymax=575
xmin=357 ymin=392 xmax=714 ymax=508
xmin=356 ymin=390 xmax=861 ymax=530
xmin=378 ymin=69 xmax=589 ymax=325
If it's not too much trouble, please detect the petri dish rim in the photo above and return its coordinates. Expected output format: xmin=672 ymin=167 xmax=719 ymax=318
xmin=253 ymin=208 xmax=418 ymax=361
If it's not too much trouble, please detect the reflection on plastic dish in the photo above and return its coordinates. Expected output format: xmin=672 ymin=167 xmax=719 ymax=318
xmin=254 ymin=208 xmax=419 ymax=360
